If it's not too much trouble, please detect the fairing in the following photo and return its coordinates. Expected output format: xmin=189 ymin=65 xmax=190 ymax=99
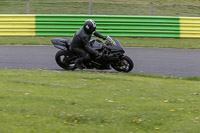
xmin=89 ymin=39 xmax=104 ymax=50
xmin=108 ymin=39 xmax=125 ymax=53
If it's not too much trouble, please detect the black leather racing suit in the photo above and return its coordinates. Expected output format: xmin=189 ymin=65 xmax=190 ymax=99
xmin=70 ymin=27 xmax=105 ymax=63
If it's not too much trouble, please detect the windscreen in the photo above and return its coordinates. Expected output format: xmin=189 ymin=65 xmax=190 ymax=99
xmin=110 ymin=38 xmax=124 ymax=52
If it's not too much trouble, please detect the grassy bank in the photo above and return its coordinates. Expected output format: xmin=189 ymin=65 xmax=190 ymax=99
xmin=1 ymin=37 xmax=200 ymax=49
xmin=1 ymin=0 xmax=200 ymax=16
xmin=0 ymin=69 xmax=200 ymax=133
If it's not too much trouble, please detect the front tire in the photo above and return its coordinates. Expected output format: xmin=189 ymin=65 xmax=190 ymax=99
xmin=55 ymin=50 xmax=76 ymax=70
xmin=111 ymin=56 xmax=134 ymax=72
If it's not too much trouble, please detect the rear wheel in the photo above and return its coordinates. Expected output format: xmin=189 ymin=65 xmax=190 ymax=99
xmin=111 ymin=56 xmax=134 ymax=72
xmin=55 ymin=50 xmax=76 ymax=70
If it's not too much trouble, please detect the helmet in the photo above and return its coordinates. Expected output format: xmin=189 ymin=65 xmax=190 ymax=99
xmin=83 ymin=19 xmax=96 ymax=34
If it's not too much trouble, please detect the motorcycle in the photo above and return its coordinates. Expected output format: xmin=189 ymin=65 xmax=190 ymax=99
xmin=51 ymin=36 xmax=134 ymax=72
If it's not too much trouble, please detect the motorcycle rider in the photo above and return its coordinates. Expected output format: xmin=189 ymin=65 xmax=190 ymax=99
xmin=70 ymin=19 xmax=108 ymax=70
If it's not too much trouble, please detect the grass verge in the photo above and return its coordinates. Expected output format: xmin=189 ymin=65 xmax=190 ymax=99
xmin=0 ymin=69 xmax=200 ymax=133
xmin=1 ymin=37 xmax=200 ymax=49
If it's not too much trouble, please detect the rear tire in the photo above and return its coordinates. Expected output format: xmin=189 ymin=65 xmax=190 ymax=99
xmin=55 ymin=50 xmax=76 ymax=70
xmin=111 ymin=56 xmax=134 ymax=72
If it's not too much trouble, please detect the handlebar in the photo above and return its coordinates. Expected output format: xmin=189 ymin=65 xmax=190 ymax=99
xmin=105 ymin=36 xmax=115 ymax=46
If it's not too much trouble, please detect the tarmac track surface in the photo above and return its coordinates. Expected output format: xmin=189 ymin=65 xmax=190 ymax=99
xmin=0 ymin=45 xmax=200 ymax=77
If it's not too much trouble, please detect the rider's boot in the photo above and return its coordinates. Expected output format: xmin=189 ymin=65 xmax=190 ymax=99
xmin=104 ymin=64 xmax=111 ymax=69
xmin=75 ymin=58 xmax=84 ymax=70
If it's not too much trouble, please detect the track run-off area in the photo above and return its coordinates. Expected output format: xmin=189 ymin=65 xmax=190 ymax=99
xmin=0 ymin=45 xmax=200 ymax=77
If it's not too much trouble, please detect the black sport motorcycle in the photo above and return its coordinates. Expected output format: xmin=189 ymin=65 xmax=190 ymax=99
xmin=51 ymin=36 xmax=134 ymax=72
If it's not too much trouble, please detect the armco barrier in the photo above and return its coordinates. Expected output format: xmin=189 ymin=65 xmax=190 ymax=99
xmin=0 ymin=15 xmax=35 ymax=36
xmin=36 ymin=15 xmax=180 ymax=37
xmin=180 ymin=17 xmax=200 ymax=38
xmin=0 ymin=14 xmax=200 ymax=38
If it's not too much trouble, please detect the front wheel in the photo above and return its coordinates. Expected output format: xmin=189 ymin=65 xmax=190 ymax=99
xmin=55 ymin=50 xmax=76 ymax=70
xmin=111 ymin=56 xmax=134 ymax=72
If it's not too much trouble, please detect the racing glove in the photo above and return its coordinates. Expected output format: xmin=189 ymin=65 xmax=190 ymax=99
xmin=102 ymin=36 xmax=107 ymax=40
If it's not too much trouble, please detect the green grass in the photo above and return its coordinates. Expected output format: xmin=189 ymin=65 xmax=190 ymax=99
xmin=0 ymin=69 xmax=200 ymax=133
xmin=1 ymin=0 xmax=200 ymax=16
xmin=2 ymin=36 xmax=200 ymax=49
